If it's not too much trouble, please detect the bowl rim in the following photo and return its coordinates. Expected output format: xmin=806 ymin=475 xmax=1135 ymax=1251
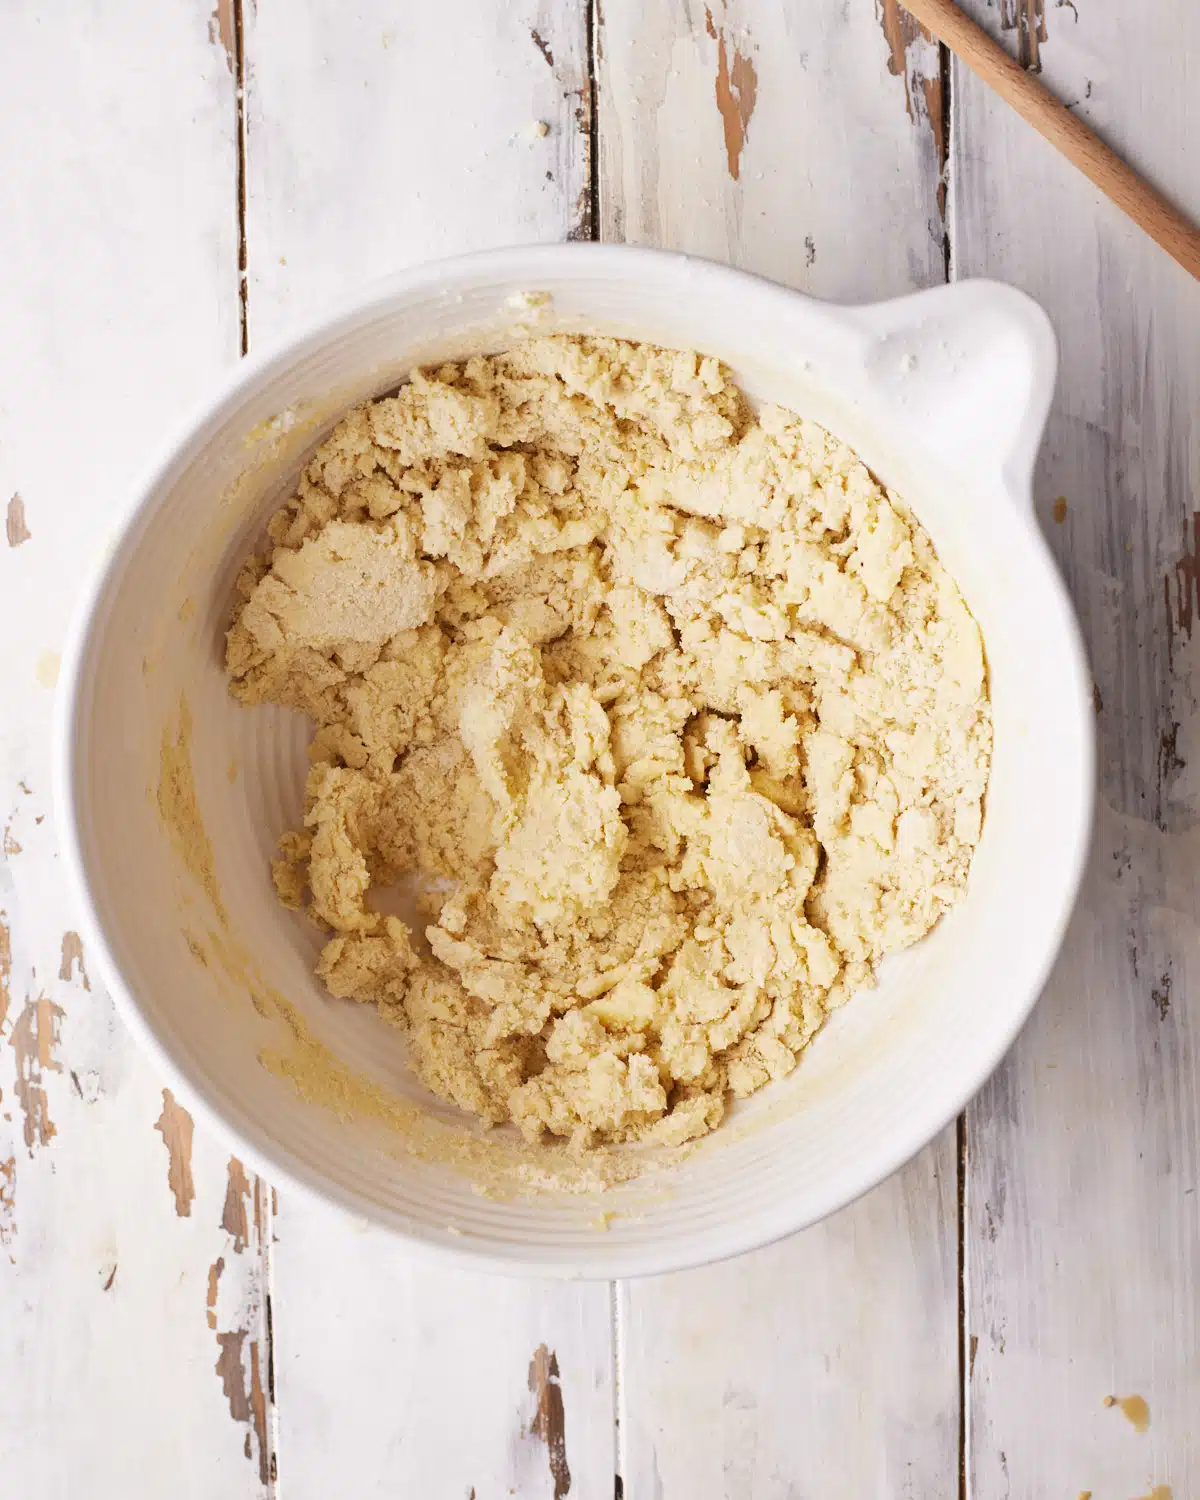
xmin=52 ymin=243 xmax=1095 ymax=1277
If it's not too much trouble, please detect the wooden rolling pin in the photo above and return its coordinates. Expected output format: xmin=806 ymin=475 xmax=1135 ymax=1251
xmin=901 ymin=0 xmax=1200 ymax=281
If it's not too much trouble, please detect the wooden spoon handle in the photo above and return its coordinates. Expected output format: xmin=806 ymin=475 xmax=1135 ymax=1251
xmin=902 ymin=0 xmax=1200 ymax=281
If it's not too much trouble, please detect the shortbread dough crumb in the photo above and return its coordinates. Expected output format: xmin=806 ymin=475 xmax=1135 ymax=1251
xmin=226 ymin=337 xmax=991 ymax=1149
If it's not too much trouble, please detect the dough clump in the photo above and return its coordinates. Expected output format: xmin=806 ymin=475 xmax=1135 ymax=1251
xmin=226 ymin=337 xmax=990 ymax=1149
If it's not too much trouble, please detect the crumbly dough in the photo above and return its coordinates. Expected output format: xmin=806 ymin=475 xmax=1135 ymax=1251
xmin=226 ymin=336 xmax=990 ymax=1150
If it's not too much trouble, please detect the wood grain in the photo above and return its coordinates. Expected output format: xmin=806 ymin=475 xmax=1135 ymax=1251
xmin=952 ymin=0 xmax=1200 ymax=1493
xmin=239 ymin=4 xmax=617 ymax=1495
xmin=270 ymin=1202 xmax=617 ymax=1500
xmin=597 ymin=0 xmax=960 ymax=1492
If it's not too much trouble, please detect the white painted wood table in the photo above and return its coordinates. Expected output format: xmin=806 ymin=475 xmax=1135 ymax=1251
xmin=1 ymin=1 xmax=1197 ymax=1494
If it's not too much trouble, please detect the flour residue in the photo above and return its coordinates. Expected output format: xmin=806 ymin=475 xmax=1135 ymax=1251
xmin=157 ymin=694 xmax=229 ymax=927
xmin=1104 ymin=1392 xmax=1150 ymax=1433
xmin=190 ymin=919 xmax=658 ymax=1196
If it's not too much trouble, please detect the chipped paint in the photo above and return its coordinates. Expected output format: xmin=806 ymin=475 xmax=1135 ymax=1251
xmin=530 ymin=27 xmax=554 ymax=68
xmin=216 ymin=1328 xmax=251 ymax=1423
xmin=920 ymin=71 xmax=947 ymax=219
xmin=0 ymin=916 xmax=12 ymax=1032
xmin=59 ymin=931 xmax=90 ymax=990
xmin=248 ymin=1338 xmax=270 ymax=1484
xmin=1159 ymin=721 xmax=1186 ymax=818
xmin=568 ymin=172 xmax=593 ymax=240
xmin=154 ymin=1088 xmax=196 ymax=1216
xmin=876 ymin=0 xmax=923 ymax=115
xmin=207 ymin=1256 xmax=225 ymax=1328
xmin=70 ymin=1067 xmax=100 ymax=1103
xmin=1151 ymin=972 xmax=1172 ymax=1020
xmin=211 ymin=1158 xmax=276 ymax=1482
xmin=1163 ymin=511 xmax=1200 ymax=666
xmin=1053 ymin=495 xmax=1068 ymax=523
xmin=0 ymin=1155 xmax=15 ymax=1249
xmin=527 ymin=1345 xmax=572 ymax=1500
xmin=215 ymin=1326 xmax=272 ymax=1484
xmin=210 ymin=0 xmax=236 ymax=74
xmin=222 ymin=1155 xmax=254 ymax=1250
xmin=1000 ymin=0 xmax=1047 ymax=71
xmin=874 ymin=0 xmax=947 ymax=217
xmin=5 ymin=493 xmax=30 ymax=547
xmin=10 ymin=995 xmax=64 ymax=1150
xmin=704 ymin=8 xmax=758 ymax=181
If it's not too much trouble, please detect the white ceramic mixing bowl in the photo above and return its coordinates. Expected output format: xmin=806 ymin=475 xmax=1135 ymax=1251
xmin=56 ymin=246 xmax=1093 ymax=1277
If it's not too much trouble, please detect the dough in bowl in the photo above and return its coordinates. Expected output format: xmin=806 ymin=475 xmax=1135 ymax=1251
xmin=225 ymin=336 xmax=991 ymax=1149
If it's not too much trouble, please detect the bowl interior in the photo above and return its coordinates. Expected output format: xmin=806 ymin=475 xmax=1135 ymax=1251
xmin=62 ymin=251 xmax=1091 ymax=1275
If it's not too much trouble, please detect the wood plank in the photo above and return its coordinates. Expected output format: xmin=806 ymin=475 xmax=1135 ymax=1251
xmin=618 ymin=1160 xmax=959 ymax=1498
xmin=598 ymin=0 xmax=949 ymax=299
xmin=239 ymin=3 xmax=618 ymax=1494
xmin=597 ymin=2 xmax=961 ymax=1493
xmin=0 ymin=3 xmax=274 ymax=1494
xmin=243 ymin=0 xmax=594 ymax=340
xmin=951 ymin=1 xmax=1200 ymax=1495
xmin=271 ymin=1201 xmax=617 ymax=1500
